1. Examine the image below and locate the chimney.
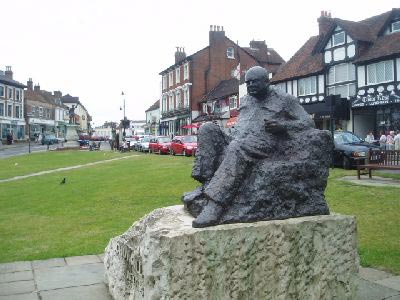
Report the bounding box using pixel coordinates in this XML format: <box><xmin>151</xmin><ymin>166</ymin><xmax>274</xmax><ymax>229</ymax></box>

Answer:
<box><xmin>317</xmin><ymin>11</ymin><xmax>332</xmax><ymax>36</ymax></box>
<box><xmin>209</xmin><ymin>24</ymin><xmax>226</xmax><ymax>45</ymax></box>
<box><xmin>53</xmin><ymin>91</ymin><xmax>62</xmax><ymax>98</ymax></box>
<box><xmin>174</xmin><ymin>47</ymin><xmax>186</xmax><ymax>63</ymax></box>
<box><xmin>27</xmin><ymin>78</ymin><xmax>33</xmax><ymax>91</ymax></box>
<box><xmin>5</xmin><ymin>66</ymin><xmax>13</xmax><ymax>80</ymax></box>
<box><xmin>249</xmin><ymin>40</ymin><xmax>267</xmax><ymax>50</ymax></box>
<box><xmin>34</xmin><ymin>84</ymin><xmax>40</xmax><ymax>92</ymax></box>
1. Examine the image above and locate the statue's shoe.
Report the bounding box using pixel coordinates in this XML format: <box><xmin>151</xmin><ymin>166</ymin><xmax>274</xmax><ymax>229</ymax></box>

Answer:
<box><xmin>192</xmin><ymin>200</ymin><xmax>223</xmax><ymax>228</ymax></box>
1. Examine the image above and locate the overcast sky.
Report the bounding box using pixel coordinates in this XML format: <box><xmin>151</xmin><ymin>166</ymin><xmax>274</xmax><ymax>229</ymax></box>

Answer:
<box><xmin>2</xmin><ymin>0</ymin><xmax>399</xmax><ymax>126</ymax></box>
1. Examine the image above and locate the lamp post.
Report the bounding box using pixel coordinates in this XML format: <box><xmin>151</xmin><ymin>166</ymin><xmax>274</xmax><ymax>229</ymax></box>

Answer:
<box><xmin>120</xmin><ymin>91</ymin><xmax>126</xmax><ymax>137</ymax></box>
<box><xmin>26</xmin><ymin>113</ymin><xmax>34</xmax><ymax>154</ymax></box>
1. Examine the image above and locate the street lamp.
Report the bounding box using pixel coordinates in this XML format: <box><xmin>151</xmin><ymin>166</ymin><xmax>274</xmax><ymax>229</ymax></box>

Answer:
<box><xmin>120</xmin><ymin>91</ymin><xmax>126</xmax><ymax>137</ymax></box>
<box><xmin>26</xmin><ymin>112</ymin><xmax>35</xmax><ymax>154</ymax></box>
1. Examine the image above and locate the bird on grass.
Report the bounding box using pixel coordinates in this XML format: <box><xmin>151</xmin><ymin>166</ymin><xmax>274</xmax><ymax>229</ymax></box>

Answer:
<box><xmin>60</xmin><ymin>177</ymin><xmax>66</xmax><ymax>184</ymax></box>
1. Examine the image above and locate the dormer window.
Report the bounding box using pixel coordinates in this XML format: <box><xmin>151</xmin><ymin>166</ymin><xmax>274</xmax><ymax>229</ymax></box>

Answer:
<box><xmin>332</xmin><ymin>32</ymin><xmax>345</xmax><ymax>46</ymax></box>
<box><xmin>392</xmin><ymin>20</ymin><xmax>400</xmax><ymax>32</ymax></box>
<box><xmin>226</xmin><ymin>47</ymin><xmax>234</xmax><ymax>59</ymax></box>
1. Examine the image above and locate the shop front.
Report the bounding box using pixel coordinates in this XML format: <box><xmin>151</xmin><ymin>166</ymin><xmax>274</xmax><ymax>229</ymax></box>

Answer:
<box><xmin>0</xmin><ymin>120</ymin><xmax>26</xmax><ymax>141</ymax></box>
<box><xmin>352</xmin><ymin>91</ymin><xmax>400</xmax><ymax>138</ymax></box>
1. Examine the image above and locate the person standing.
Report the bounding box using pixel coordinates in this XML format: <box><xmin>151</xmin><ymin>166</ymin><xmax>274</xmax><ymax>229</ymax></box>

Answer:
<box><xmin>394</xmin><ymin>131</ymin><xmax>400</xmax><ymax>151</ymax></box>
<box><xmin>365</xmin><ymin>131</ymin><xmax>375</xmax><ymax>143</ymax></box>
<box><xmin>386</xmin><ymin>131</ymin><xmax>395</xmax><ymax>150</ymax></box>
<box><xmin>379</xmin><ymin>131</ymin><xmax>387</xmax><ymax>149</ymax></box>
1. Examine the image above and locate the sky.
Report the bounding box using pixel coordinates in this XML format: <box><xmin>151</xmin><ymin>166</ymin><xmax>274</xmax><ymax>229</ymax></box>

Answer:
<box><xmin>2</xmin><ymin>0</ymin><xmax>399</xmax><ymax>127</ymax></box>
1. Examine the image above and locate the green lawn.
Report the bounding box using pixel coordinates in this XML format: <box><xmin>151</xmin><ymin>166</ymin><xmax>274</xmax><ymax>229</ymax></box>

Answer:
<box><xmin>0</xmin><ymin>151</ymin><xmax>399</xmax><ymax>275</ymax></box>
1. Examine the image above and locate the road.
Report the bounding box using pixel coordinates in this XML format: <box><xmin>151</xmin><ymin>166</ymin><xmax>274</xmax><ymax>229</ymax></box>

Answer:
<box><xmin>0</xmin><ymin>142</ymin><xmax>59</xmax><ymax>159</ymax></box>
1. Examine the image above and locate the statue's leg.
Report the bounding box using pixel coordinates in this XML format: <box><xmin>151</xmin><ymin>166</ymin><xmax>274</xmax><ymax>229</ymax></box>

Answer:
<box><xmin>192</xmin><ymin>140</ymin><xmax>256</xmax><ymax>227</ymax></box>
<box><xmin>191</xmin><ymin>122</ymin><xmax>230</xmax><ymax>183</ymax></box>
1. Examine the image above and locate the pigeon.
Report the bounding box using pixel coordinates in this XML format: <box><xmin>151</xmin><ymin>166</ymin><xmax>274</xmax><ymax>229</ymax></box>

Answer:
<box><xmin>60</xmin><ymin>178</ymin><xmax>66</xmax><ymax>184</ymax></box>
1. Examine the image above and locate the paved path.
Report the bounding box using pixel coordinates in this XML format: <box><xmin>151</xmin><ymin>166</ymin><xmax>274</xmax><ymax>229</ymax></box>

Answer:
<box><xmin>0</xmin><ymin>255</ymin><xmax>399</xmax><ymax>299</ymax></box>
<box><xmin>0</xmin><ymin>155</ymin><xmax>139</xmax><ymax>183</ymax></box>
<box><xmin>339</xmin><ymin>175</ymin><xmax>400</xmax><ymax>188</ymax></box>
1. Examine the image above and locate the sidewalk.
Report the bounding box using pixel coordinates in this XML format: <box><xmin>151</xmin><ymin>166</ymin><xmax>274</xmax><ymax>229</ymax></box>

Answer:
<box><xmin>0</xmin><ymin>255</ymin><xmax>399</xmax><ymax>300</ymax></box>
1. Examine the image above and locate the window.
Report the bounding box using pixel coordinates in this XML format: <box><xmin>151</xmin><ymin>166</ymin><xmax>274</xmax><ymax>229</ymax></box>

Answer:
<box><xmin>392</xmin><ymin>21</ymin><xmax>400</xmax><ymax>32</ymax></box>
<box><xmin>275</xmin><ymin>83</ymin><xmax>286</xmax><ymax>92</ymax></box>
<box><xmin>327</xmin><ymin>63</ymin><xmax>355</xmax><ymax>84</ymax></box>
<box><xmin>162</xmin><ymin>95</ymin><xmax>167</xmax><ymax>112</ymax></box>
<box><xmin>229</xmin><ymin>95</ymin><xmax>238</xmax><ymax>109</ymax></box>
<box><xmin>162</xmin><ymin>75</ymin><xmax>167</xmax><ymax>90</ymax></box>
<box><xmin>176</xmin><ymin>91</ymin><xmax>182</xmax><ymax>108</ymax></box>
<box><xmin>175</xmin><ymin>67</ymin><xmax>180</xmax><ymax>84</ymax></box>
<box><xmin>0</xmin><ymin>85</ymin><xmax>4</xmax><ymax>97</ymax></box>
<box><xmin>183</xmin><ymin>88</ymin><xmax>189</xmax><ymax>107</ymax></box>
<box><xmin>8</xmin><ymin>104</ymin><xmax>12</xmax><ymax>117</ymax></box>
<box><xmin>0</xmin><ymin>103</ymin><xmax>4</xmax><ymax>116</ymax></box>
<box><xmin>332</xmin><ymin>32</ymin><xmax>345</xmax><ymax>46</ymax></box>
<box><xmin>7</xmin><ymin>87</ymin><xmax>13</xmax><ymax>100</ymax></box>
<box><xmin>168</xmin><ymin>94</ymin><xmax>174</xmax><ymax>111</ymax></box>
<box><xmin>327</xmin><ymin>83</ymin><xmax>356</xmax><ymax>98</ymax></box>
<box><xmin>367</xmin><ymin>60</ymin><xmax>394</xmax><ymax>84</ymax></box>
<box><xmin>226</xmin><ymin>47</ymin><xmax>234</xmax><ymax>59</ymax></box>
<box><xmin>39</xmin><ymin>107</ymin><xmax>43</xmax><ymax>117</ymax></box>
<box><xmin>298</xmin><ymin>76</ymin><xmax>317</xmax><ymax>96</ymax></box>
<box><xmin>184</xmin><ymin>63</ymin><xmax>189</xmax><ymax>80</ymax></box>
<box><xmin>16</xmin><ymin>106</ymin><xmax>20</xmax><ymax>118</ymax></box>
<box><xmin>168</xmin><ymin>72</ymin><xmax>173</xmax><ymax>87</ymax></box>
<box><xmin>16</xmin><ymin>89</ymin><xmax>21</xmax><ymax>101</ymax></box>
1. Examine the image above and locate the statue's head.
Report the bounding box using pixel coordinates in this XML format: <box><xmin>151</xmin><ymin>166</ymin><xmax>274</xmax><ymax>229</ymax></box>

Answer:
<box><xmin>245</xmin><ymin>66</ymin><xmax>269</xmax><ymax>99</ymax></box>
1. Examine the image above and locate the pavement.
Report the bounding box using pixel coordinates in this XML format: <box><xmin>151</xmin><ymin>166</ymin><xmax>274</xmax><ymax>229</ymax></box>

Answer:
<box><xmin>0</xmin><ymin>255</ymin><xmax>399</xmax><ymax>300</ymax></box>
<box><xmin>340</xmin><ymin>175</ymin><xmax>400</xmax><ymax>188</ymax></box>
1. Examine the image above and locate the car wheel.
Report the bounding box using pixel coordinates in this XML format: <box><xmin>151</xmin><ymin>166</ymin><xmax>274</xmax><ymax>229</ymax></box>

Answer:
<box><xmin>342</xmin><ymin>156</ymin><xmax>351</xmax><ymax>170</ymax></box>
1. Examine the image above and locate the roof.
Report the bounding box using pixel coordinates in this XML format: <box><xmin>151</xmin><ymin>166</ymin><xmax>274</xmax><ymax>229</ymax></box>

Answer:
<box><xmin>0</xmin><ymin>74</ymin><xmax>26</xmax><ymax>88</ymax></box>
<box><xmin>271</xmin><ymin>36</ymin><xmax>324</xmax><ymax>82</ymax></box>
<box><xmin>159</xmin><ymin>47</ymin><xmax>207</xmax><ymax>75</ymax></box>
<box><xmin>201</xmin><ymin>78</ymin><xmax>239</xmax><ymax>102</ymax></box>
<box><xmin>242</xmin><ymin>47</ymin><xmax>285</xmax><ymax>65</ymax></box>
<box><xmin>272</xmin><ymin>8</ymin><xmax>400</xmax><ymax>83</ymax></box>
<box><xmin>145</xmin><ymin>100</ymin><xmax>160</xmax><ymax>112</ymax></box>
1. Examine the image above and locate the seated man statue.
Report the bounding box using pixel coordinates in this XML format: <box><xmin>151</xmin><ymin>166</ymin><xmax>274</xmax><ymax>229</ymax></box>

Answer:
<box><xmin>183</xmin><ymin>66</ymin><xmax>332</xmax><ymax>228</ymax></box>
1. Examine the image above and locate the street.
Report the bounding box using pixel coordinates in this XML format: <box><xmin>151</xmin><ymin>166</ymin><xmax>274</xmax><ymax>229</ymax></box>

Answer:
<box><xmin>0</xmin><ymin>142</ymin><xmax>59</xmax><ymax>159</ymax></box>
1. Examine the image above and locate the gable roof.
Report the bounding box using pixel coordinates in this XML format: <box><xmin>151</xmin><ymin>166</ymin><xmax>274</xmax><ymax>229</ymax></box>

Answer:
<box><xmin>201</xmin><ymin>78</ymin><xmax>239</xmax><ymax>102</ymax></box>
<box><xmin>0</xmin><ymin>74</ymin><xmax>26</xmax><ymax>88</ymax></box>
<box><xmin>272</xmin><ymin>8</ymin><xmax>400</xmax><ymax>83</ymax></box>
<box><xmin>145</xmin><ymin>100</ymin><xmax>160</xmax><ymax>112</ymax></box>
<box><xmin>271</xmin><ymin>36</ymin><xmax>324</xmax><ymax>82</ymax></box>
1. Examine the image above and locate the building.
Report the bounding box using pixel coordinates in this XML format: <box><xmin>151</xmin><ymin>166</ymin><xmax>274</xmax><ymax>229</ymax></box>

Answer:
<box><xmin>271</xmin><ymin>9</ymin><xmax>400</xmax><ymax>137</ymax></box>
<box><xmin>159</xmin><ymin>26</ymin><xmax>285</xmax><ymax>135</ymax></box>
<box><xmin>144</xmin><ymin>100</ymin><xmax>160</xmax><ymax>135</ymax></box>
<box><xmin>61</xmin><ymin>94</ymin><xmax>92</xmax><ymax>134</ymax></box>
<box><xmin>94</xmin><ymin>121</ymin><xmax>117</xmax><ymax>139</ymax></box>
<box><xmin>24</xmin><ymin>80</ymin><xmax>69</xmax><ymax>139</ymax></box>
<box><xmin>0</xmin><ymin>66</ymin><xmax>26</xmax><ymax>141</ymax></box>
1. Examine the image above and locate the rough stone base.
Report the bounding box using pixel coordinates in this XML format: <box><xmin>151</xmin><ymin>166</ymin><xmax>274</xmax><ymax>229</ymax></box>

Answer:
<box><xmin>104</xmin><ymin>205</ymin><xmax>358</xmax><ymax>300</ymax></box>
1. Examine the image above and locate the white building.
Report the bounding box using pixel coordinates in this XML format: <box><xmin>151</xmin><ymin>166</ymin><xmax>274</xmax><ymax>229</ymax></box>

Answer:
<box><xmin>144</xmin><ymin>100</ymin><xmax>160</xmax><ymax>135</ymax></box>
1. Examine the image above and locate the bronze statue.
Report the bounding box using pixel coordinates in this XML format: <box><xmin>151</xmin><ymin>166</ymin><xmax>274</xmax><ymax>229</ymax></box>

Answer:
<box><xmin>183</xmin><ymin>66</ymin><xmax>332</xmax><ymax>228</ymax></box>
<box><xmin>69</xmin><ymin>105</ymin><xmax>75</xmax><ymax>124</ymax></box>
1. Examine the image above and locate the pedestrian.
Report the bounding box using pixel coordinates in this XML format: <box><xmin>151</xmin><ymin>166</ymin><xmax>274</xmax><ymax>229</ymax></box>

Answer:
<box><xmin>394</xmin><ymin>131</ymin><xmax>400</xmax><ymax>151</ymax></box>
<box><xmin>379</xmin><ymin>131</ymin><xmax>387</xmax><ymax>149</ymax></box>
<box><xmin>386</xmin><ymin>131</ymin><xmax>395</xmax><ymax>150</ymax></box>
<box><xmin>365</xmin><ymin>131</ymin><xmax>375</xmax><ymax>143</ymax></box>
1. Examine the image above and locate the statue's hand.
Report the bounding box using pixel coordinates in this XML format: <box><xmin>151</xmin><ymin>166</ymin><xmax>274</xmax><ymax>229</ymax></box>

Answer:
<box><xmin>264</xmin><ymin>119</ymin><xmax>286</xmax><ymax>133</ymax></box>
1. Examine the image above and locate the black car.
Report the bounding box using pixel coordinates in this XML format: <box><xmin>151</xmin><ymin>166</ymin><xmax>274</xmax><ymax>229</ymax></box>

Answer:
<box><xmin>333</xmin><ymin>131</ymin><xmax>380</xmax><ymax>169</ymax></box>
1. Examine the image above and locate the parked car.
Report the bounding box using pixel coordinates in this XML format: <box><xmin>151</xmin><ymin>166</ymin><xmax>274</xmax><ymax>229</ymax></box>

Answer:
<box><xmin>170</xmin><ymin>135</ymin><xmax>198</xmax><ymax>156</ymax></box>
<box><xmin>149</xmin><ymin>136</ymin><xmax>171</xmax><ymax>154</ymax></box>
<box><xmin>137</xmin><ymin>136</ymin><xmax>152</xmax><ymax>152</ymax></box>
<box><xmin>41</xmin><ymin>134</ymin><xmax>59</xmax><ymax>145</ymax></box>
<box><xmin>333</xmin><ymin>131</ymin><xmax>380</xmax><ymax>169</ymax></box>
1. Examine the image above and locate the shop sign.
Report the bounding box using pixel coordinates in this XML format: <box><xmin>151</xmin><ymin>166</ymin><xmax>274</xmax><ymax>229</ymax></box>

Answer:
<box><xmin>352</xmin><ymin>89</ymin><xmax>400</xmax><ymax>108</ymax></box>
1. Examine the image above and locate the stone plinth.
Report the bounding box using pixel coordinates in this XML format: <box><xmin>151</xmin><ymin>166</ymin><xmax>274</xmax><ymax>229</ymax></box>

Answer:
<box><xmin>104</xmin><ymin>205</ymin><xmax>358</xmax><ymax>300</ymax></box>
<box><xmin>63</xmin><ymin>125</ymin><xmax>80</xmax><ymax>148</ymax></box>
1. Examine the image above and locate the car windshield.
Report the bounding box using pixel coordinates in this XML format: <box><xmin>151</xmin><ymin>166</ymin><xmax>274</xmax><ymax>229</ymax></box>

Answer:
<box><xmin>334</xmin><ymin>132</ymin><xmax>361</xmax><ymax>145</ymax></box>
<box><xmin>182</xmin><ymin>135</ymin><xmax>197</xmax><ymax>143</ymax></box>
<box><xmin>142</xmin><ymin>137</ymin><xmax>151</xmax><ymax>142</ymax></box>
<box><xmin>158</xmin><ymin>137</ymin><xmax>171</xmax><ymax>143</ymax></box>
<box><xmin>46</xmin><ymin>135</ymin><xmax>56</xmax><ymax>139</ymax></box>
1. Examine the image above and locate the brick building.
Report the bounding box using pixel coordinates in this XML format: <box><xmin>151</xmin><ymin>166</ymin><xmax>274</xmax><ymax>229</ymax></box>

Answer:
<box><xmin>271</xmin><ymin>8</ymin><xmax>400</xmax><ymax>137</ymax></box>
<box><xmin>159</xmin><ymin>26</ymin><xmax>284</xmax><ymax>135</ymax></box>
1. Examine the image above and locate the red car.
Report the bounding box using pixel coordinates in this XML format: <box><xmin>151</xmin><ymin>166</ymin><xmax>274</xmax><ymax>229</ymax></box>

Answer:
<box><xmin>149</xmin><ymin>136</ymin><xmax>171</xmax><ymax>154</ymax></box>
<box><xmin>170</xmin><ymin>135</ymin><xmax>198</xmax><ymax>156</ymax></box>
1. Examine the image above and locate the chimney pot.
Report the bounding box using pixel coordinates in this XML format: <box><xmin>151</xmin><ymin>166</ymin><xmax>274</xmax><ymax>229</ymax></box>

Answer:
<box><xmin>27</xmin><ymin>78</ymin><xmax>33</xmax><ymax>91</ymax></box>
<box><xmin>4</xmin><ymin>66</ymin><xmax>13</xmax><ymax>80</ymax></box>
<box><xmin>210</xmin><ymin>25</ymin><xmax>212</xmax><ymax>31</ymax></box>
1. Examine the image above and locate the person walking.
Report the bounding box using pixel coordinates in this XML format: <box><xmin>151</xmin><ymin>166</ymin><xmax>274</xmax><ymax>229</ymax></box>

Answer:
<box><xmin>379</xmin><ymin>131</ymin><xmax>387</xmax><ymax>149</ymax></box>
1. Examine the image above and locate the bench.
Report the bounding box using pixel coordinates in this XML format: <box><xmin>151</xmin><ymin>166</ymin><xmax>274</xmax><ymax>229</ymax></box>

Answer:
<box><xmin>357</xmin><ymin>149</ymin><xmax>400</xmax><ymax>179</ymax></box>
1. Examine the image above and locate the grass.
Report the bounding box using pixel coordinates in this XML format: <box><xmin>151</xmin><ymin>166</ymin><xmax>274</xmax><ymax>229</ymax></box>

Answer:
<box><xmin>0</xmin><ymin>151</ymin><xmax>399</xmax><ymax>275</ymax></box>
